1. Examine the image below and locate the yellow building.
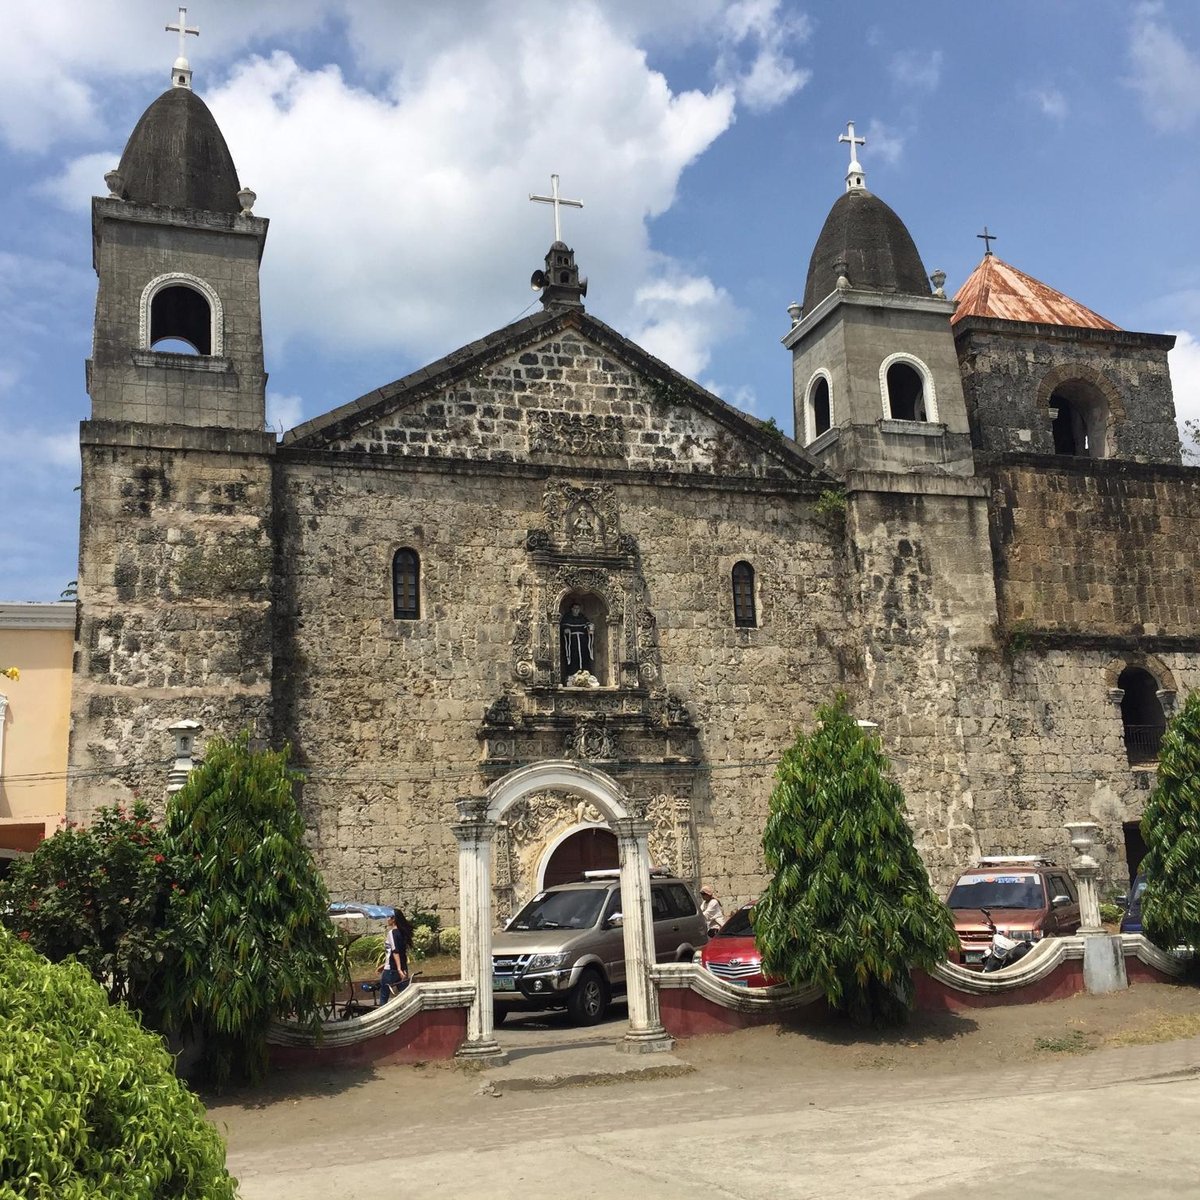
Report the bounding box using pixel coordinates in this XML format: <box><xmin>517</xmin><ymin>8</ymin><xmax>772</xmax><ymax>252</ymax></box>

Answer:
<box><xmin>0</xmin><ymin>602</ymin><xmax>74</xmax><ymax>855</ymax></box>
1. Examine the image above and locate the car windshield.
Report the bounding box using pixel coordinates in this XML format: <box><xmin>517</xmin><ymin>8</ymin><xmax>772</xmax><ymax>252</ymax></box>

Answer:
<box><xmin>947</xmin><ymin>873</ymin><xmax>1045</xmax><ymax>910</ymax></box>
<box><xmin>509</xmin><ymin>887</ymin><xmax>606</xmax><ymax>931</ymax></box>
<box><xmin>716</xmin><ymin>907</ymin><xmax>755</xmax><ymax>938</ymax></box>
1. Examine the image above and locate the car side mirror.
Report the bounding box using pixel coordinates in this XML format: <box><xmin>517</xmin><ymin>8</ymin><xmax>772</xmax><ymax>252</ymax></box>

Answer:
<box><xmin>607</xmin><ymin>913</ymin><xmax>624</xmax><ymax>928</ymax></box>
<box><xmin>1051</xmin><ymin>894</ymin><xmax>1071</xmax><ymax>907</ymax></box>
<box><xmin>1115</xmin><ymin>894</ymin><xmax>1128</xmax><ymax>907</ymax></box>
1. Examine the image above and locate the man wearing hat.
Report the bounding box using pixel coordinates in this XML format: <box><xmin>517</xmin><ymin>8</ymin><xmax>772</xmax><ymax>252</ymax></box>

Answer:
<box><xmin>699</xmin><ymin>885</ymin><xmax>724</xmax><ymax>934</ymax></box>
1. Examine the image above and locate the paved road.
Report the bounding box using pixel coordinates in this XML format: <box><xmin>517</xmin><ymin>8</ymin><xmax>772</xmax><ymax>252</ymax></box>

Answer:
<box><xmin>224</xmin><ymin>1030</ymin><xmax>1200</xmax><ymax>1199</ymax></box>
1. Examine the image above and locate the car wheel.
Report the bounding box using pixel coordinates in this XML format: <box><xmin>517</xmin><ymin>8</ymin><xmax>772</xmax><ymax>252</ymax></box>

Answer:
<box><xmin>492</xmin><ymin>1006</ymin><xmax>508</xmax><ymax>1027</ymax></box>
<box><xmin>566</xmin><ymin>968</ymin><xmax>609</xmax><ymax>1025</ymax></box>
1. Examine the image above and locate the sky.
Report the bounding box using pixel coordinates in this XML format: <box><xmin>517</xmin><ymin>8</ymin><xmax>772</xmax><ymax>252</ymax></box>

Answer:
<box><xmin>2</xmin><ymin>0</ymin><xmax>1199</xmax><ymax>602</ymax></box>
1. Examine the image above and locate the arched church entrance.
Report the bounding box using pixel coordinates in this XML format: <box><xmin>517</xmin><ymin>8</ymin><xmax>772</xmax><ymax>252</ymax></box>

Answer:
<box><xmin>541</xmin><ymin>825</ymin><xmax>619</xmax><ymax>889</ymax></box>
<box><xmin>452</xmin><ymin>759</ymin><xmax>674</xmax><ymax>1062</ymax></box>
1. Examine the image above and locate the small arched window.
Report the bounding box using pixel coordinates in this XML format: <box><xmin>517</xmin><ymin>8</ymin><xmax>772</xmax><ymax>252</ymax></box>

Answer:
<box><xmin>807</xmin><ymin>375</ymin><xmax>832</xmax><ymax>442</ymax></box>
<box><xmin>140</xmin><ymin>273</ymin><xmax>223</xmax><ymax>356</ymax></box>
<box><xmin>1049</xmin><ymin>382</ymin><xmax>1109</xmax><ymax>458</ymax></box>
<box><xmin>886</xmin><ymin>362</ymin><xmax>927</xmax><ymax>422</ymax></box>
<box><xmin>1118</xmin><ymin>666</ymin><xmax>1166</xmax><ymax>764</ymax></box>
<box><xmin>732</xmin><ymin>561</ymin><xmax>756</xmax><ymax>628</ymax></box>
<box><xmin>392</xmin><ymin>548</ymin><xmax>421</xmax><ymax>620</ymax></box>
<box><xmin>150</xmin><ymin>285</ymin><xmax>212</xmax><ymax>354</ymax></box>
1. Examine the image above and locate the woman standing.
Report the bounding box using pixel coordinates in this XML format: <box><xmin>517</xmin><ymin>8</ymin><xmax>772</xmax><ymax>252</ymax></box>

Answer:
<box><xmin>378</xmin><ymin>907</ymin><xmax>411</xmax><ymax>1004</ymax></box>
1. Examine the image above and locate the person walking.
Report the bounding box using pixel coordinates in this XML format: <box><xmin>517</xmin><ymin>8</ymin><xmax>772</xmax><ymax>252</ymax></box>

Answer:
<box><xmin>378</xmin><ymin>907</ymin><xmax>411</xmax><ymax>1004</ymax></box>
<box><xmin>699</xmin><ymin>885</ymin><xmax>725</xmax><ymax>934</ymax></box>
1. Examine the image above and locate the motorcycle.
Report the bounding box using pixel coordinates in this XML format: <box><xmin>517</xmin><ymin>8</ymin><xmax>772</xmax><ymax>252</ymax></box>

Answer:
<box><xmin>979</xmin><ymin>907</ymin><xmax>1035</xmax><ymax>973</ymax></box>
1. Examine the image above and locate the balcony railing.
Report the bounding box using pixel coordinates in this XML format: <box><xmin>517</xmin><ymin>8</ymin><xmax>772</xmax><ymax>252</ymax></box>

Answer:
<box><xmin>1124</xmin><ymin>724</ymin><xmax>1164</xmax><ymax>765</ymax></box>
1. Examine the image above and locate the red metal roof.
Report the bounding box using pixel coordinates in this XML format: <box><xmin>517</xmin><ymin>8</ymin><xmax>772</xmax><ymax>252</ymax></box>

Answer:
<box><xmin>951</xmin><ymin>254</ymin><xmax>1119</xmax><ymax>330</ymax></box>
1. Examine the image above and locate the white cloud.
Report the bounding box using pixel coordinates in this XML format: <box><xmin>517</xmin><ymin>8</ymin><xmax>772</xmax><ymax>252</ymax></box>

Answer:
<box><xmin>715</xmin><ymin>1</ymin><xmax>812</xmax><ymax>114</ymax></box>
<box><xmin>37</xmin><ymin>151</ymin><xmax>118</xmax><ymax>210</ymax></box>
<box><xmin>888</xmin><ymin>49</ymin><xmax>942</xmax><ymax>93</ymax></box>
<box><xmin>267</xmin><ymin>391</ymin><xmax>305</xmax><ymax>433</ymax></box>
<box><xmin>0</xmin><ymin>425</ymin><xmax>79</xmax><ymax>470</ymax></box>
<box><xmin>864</xmin><ymin>119</ymin><xmax>905</xmax><ymax>167</ymax></box>
<box><xmin>179</xmin><ymin>12</ymin><xmax>737</xmax><ymax>373</ymax></box>
<box><xmin>1127</xmin><ymin>4</ymin><xmax>1200</xmax><ymax>131</ymax></box>
<box><xmin>1169</xmin><ymin>330</ymin><xmax>1200</xmax><ymax>451</ymax></box>
<box><xmin>628</xmin><ymin>268</ymin><xmax>743</xmax><ymax>381</ymax></box>
<box><xmin>1031</xmin><ymin>87</ymin><xmax>1068</xmax><ymax>121</ymax></box>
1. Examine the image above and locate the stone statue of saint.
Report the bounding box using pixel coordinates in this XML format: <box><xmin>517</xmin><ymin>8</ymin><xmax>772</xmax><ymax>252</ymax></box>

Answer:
<box><xmin>560</xmin><ymin>603</ymin><xmax>595</xmax><ymax>679</ymax></box>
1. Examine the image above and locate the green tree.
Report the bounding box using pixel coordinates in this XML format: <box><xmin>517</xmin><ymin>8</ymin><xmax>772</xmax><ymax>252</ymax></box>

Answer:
<box><xmin>756</xmin><ymin>696</ymin><xmax>957</xmax><ymax>1026</ymax></box>
<box><xmin>0</xmin><ymin>802</ymin><xmax>184</xmax><ymax>1023</ymax></box>
<box><xmin>162</xmin><ymin>733</ymin><xmax>341</xmax><ymax>1088</ymax></box>
<box><xmin>1140</xmin><ymin>690</ymin><xmax>1200</xmax><ymax>951</ymax></box>
<box><xmin>0</xmin><ymin>926</ymin><xmax>238</xmax><ymax>1199</ymax></box>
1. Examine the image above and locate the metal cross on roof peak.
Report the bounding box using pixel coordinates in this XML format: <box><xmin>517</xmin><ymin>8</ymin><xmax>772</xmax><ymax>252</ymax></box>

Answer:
<box><xmin>529</xmin><ymin>174</ymin><xmax>583</xmax><ymax>244</ymax></box>
<box><xmin>166</xmin><ymin>7</ymin><xmax>199</xmax><ymax>64</ymax></box>
<box><xmin>839</xmin><ymin>120</ymin><xmax>866</xmax><ymax>165</ymax></box>
<box><xmin>977</xmin><ymin>226</ymin><xmax>998</xmax><ymax>255</ymax></box>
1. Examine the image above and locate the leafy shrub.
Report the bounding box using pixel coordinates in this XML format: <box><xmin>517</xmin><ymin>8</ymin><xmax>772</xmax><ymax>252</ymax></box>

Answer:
<box><xmin>1099</xmin><ymin>902</ymin><xmax>1124</xmax><ymax>924</ymax></box>
<box><xmin>0</xmin><ymin>926</ymin><xmax>237</xmax><ymax>1198</ymax></box>
<box><xmin>409</xmin><ymin>908</ymin><xmax>441</xmax><ymax>936</ymax></box>
<box><xmin>439</xmin><ymin>926</ymin><xmax>461</xmax><ymax>955</ymax></box>
<box><xmin>347</xmin><ymin>933</ymin><xmax>386</xmax><ymax>970</ymax></box>
<box><xmin>162</xmin><ymin>733</ymin><xmax>341</xmax><ymax>1088</ymax></box>
<box><xmin>814</xmin><ymin>488</ymin><xmax>847</xmax><ymax>519</ymax></box>
<box><xmin>1141</xmin><ymin>690</ymin><xmax>1200</xmax><ymax>951</ymax></box>
<box><xmin>756</xmin><ymin>696</ymin><xmax>958</xmax><ymax>1027</ymax></box>
<box><xmin>410</xmin><ymin>924</ymin><xmax>435</xmax><ymax>960</ymax></box>
<box><xmin>0</xmin><ymin>802</ymin><xmax>184</xmax><ymax>1023</ymax></box>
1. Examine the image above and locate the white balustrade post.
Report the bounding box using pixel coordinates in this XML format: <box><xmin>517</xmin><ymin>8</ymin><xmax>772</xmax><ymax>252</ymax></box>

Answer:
<box><xmin>1066</xmin><ymin>819</ymin><xmax>1128</xmax><ymax>995</ymax></box>
<box><xmin>453</xmin><ymin>796</ymin><xmax>507</xmax><ymax>1062</ymax></box>
<box><xmin>166</xmin><ymin>719</ymin><xmax>203</xmax><ymax>795</ymax></box>
<box><xmin>614</xmin><ymin>816</ymin><xmax>674</xmax><ymax>1054</ymax></box>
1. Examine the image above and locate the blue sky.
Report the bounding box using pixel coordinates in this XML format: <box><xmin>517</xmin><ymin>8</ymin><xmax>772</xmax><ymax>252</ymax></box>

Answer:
<box><xmin>3</xmin><ymin>1</ymin><xmax>1199</xmax><ymax>601</ymax></box>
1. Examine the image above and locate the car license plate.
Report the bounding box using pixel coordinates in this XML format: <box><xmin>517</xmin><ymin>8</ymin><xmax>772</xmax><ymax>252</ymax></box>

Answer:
<box><xmin>964</xmin><ymin>951</ymin><xmax>986</xmax><ymax>964</ymax></box>
<box><xmin>727</xmin><ymin>979</ymin><xmax>750</xmax><ymax>987</ymax></box>
<box><xmin>493</xmin><ymin>977</ymin><xmax>516</xmax><ymax>991</ymax></box>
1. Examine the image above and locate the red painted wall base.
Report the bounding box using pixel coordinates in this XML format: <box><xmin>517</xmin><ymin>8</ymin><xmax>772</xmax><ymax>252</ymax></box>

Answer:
<box><xmin>269</xmin><ymin>1007</ymin><xmax>468</xmax><ymax>1070</ymax></box>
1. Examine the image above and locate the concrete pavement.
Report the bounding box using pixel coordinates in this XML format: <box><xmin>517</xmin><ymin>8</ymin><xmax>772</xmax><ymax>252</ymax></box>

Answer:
<box><xmin>223</xmin><ymin>1031</ymin><xmax>1200</xmax><ymax>1198</ymax></box>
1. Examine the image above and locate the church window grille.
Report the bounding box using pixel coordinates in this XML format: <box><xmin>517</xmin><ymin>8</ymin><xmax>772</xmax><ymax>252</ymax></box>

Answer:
<box><xmin>879</xmin><ymin>353</ymin><xmax>938</xmax><ymax>423</ymax></box>
<box><xmin>392</xmin><ymin>548</ymin><xmax>421</xmax><ymax>619</ymax></box>
<box><xmin>139</xmin><ymin>272</ymin><xmax>224</xmax><ymax>357</ymax></box>
<box><xmin>732</xmin><ymin>561</ymin><xmax>757</xmax><ymax>628</ymax></box>
<box><xmin>1118</xmin><ymin>666</ymin><xmax>1166</xmax><ymax>765</ymax></box>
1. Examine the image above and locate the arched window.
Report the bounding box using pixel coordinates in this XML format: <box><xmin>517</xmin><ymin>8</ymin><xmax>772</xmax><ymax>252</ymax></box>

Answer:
<box><xmin>139</xmin><ymin>273</ymin><xmax>223</xmax><ymax>356</ymax></box>
<box><xmin>1118</xmin><ymin>666</ymin><xmax>1166</xmax><ymax>764</ymax></box>
<box><xmin>732</xmin><ymin>561</ymin><xmax>756</xmax><ymax>628</ymax></box>
<box><xmin>392</xmin><ymin>548</ymin><xmax>421</xmax><ymax>620</ymax></box>
<box><xmin>1049</xmin><ymin>381</ymin><xmax>1109</xmax><ymax>458</ymax></box>
<box><xmin>885</xmin><ymin>361</ymin><xmax>927</xmax><ymax>421</ymax></box>
<box><xmin>806</xmin><ymin>373</ymin><xmax>832</xmax><ymax>442</ymax></box>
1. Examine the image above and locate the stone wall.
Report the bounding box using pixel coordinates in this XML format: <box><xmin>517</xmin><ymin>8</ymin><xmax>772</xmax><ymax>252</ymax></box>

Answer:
<box><xmin>985</xmin><ymin>456</ymin><xmax>1200</xmax><ymax>639</ymax></box>
<box><xmin>68</xmin><ymin>421</ymin><xmax>276</xmax><ymax>819</ymax></box>
<box><xmin>956</xmin><ymin>322</ymin><xmax>1179</xmax><ymax>463</ymax></box>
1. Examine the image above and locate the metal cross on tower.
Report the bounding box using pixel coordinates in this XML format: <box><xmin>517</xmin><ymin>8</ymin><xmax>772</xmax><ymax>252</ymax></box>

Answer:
<box><xmin>838</xmin><ymin>120</ymin><xmax>866</xmax><ymax>167</ymax></box>
<box><xmin>166</xmin><ymin>7</ymin><xmax>199</xmax><ymax>63</ymax></box>
<box><xmin>977</xmin><ymin>226</ymin><xmax>998</xmax><ymax>255</ymax></box>
<box><xmin>529</xmin><ymin>174</ymin><xmax>583</xmax><ymax>244</ymax></box>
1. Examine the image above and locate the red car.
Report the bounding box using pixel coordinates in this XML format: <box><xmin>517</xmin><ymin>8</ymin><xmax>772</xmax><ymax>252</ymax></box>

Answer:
<box><xmin>698</xmin><ymin>903</ymin><xmax>779</xmax><ymax>987</ymax></box>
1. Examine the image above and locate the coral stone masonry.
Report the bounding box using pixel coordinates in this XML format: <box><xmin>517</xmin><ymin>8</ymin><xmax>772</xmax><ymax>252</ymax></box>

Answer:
<box><xmin>68</xmin><ymin>71</ymin><xmax>1200</xmax><ymax>922</ymax></box>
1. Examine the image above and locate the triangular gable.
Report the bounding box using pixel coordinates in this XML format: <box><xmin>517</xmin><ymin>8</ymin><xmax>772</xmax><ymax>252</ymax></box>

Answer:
<box><xmin>284</xmin><ymin>309</ymin><xmax>828</xmax><ymax>484</ymax></box>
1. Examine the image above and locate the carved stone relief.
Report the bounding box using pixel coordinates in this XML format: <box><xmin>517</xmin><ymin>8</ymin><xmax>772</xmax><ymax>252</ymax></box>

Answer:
<box><xmin>541</xmin><ymin>480</ymin><xmax>620</xmax><ymax>553</ymax></box>
<box><xmin>529</xmin><ymin>411</ymin><xmax>626</xmax><ymax>458</ymax></box>
<box><xmin>567</xmin><ymin>717</ymin><xmax>616</xmax><ymax>762</ymax></box>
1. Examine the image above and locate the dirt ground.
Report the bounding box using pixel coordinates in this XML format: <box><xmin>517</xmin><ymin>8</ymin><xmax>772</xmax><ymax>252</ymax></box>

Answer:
<box><xmin>208</xmin><ymin>980</ymin><xmax>1200</xmax><ymax>1156</ymax></box>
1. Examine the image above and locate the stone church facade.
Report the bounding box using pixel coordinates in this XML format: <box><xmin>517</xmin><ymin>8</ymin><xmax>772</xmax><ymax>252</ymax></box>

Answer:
<box><xmin>67</xmin><ymin>69</ymin><xmax>1200</xmax><ymax>919</ymax></box>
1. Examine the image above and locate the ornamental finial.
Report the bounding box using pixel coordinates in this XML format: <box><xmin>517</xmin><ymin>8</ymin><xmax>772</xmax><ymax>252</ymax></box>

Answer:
<box><xmin>839</xmin><ymin>120</ymin><xmax>866</xmax><ymax>192</ymax></box>
<box><xmin>165</xmin><ymin>7</ymin><xmax>200</xmax><ymax>89</ymax></box>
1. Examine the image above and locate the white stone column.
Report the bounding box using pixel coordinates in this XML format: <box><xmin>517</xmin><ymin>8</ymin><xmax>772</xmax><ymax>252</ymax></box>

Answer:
<box><xmin>1066</xmin><ymin>819</ymin><xmax>1128</xmax><ymax>995</ymax></box>
<box><xmin>166</xmin><ymin>719</ymin><xmax>203</xmax><ymax>795</ymax></box>
<box><xmin>613</xmin><ymin>816</ymin><xmax>674</xmax><ymax>1054</ymax></box>
<box><xmin>453</xmin><ymin>797</ymin><xmax>507</xmax><ymax>1063</ymax></box>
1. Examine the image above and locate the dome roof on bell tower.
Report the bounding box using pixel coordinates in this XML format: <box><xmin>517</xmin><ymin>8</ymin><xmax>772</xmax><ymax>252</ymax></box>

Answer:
<box><xmin>802</xmin><ymin>188</ymin><xmax>931</xmax><ymax>312</ymax></box>
<box><xmin>115</xmin><ymin>86</ymin><xmax>241</xmax><ymax>214</ymax></box>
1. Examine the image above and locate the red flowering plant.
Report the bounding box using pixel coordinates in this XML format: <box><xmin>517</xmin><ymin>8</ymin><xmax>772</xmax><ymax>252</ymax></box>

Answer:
<box><xmin>0</xmin><ymin>801</ymin><xmax>186</xmax><ymax>1023</ymax></box>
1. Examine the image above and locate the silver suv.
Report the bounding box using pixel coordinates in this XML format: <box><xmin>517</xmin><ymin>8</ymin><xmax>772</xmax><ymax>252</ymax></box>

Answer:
<box><xmin>491</xmin><ymin>871</ymin><xmax>708</xmax><ymax>1025</ymax></box>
